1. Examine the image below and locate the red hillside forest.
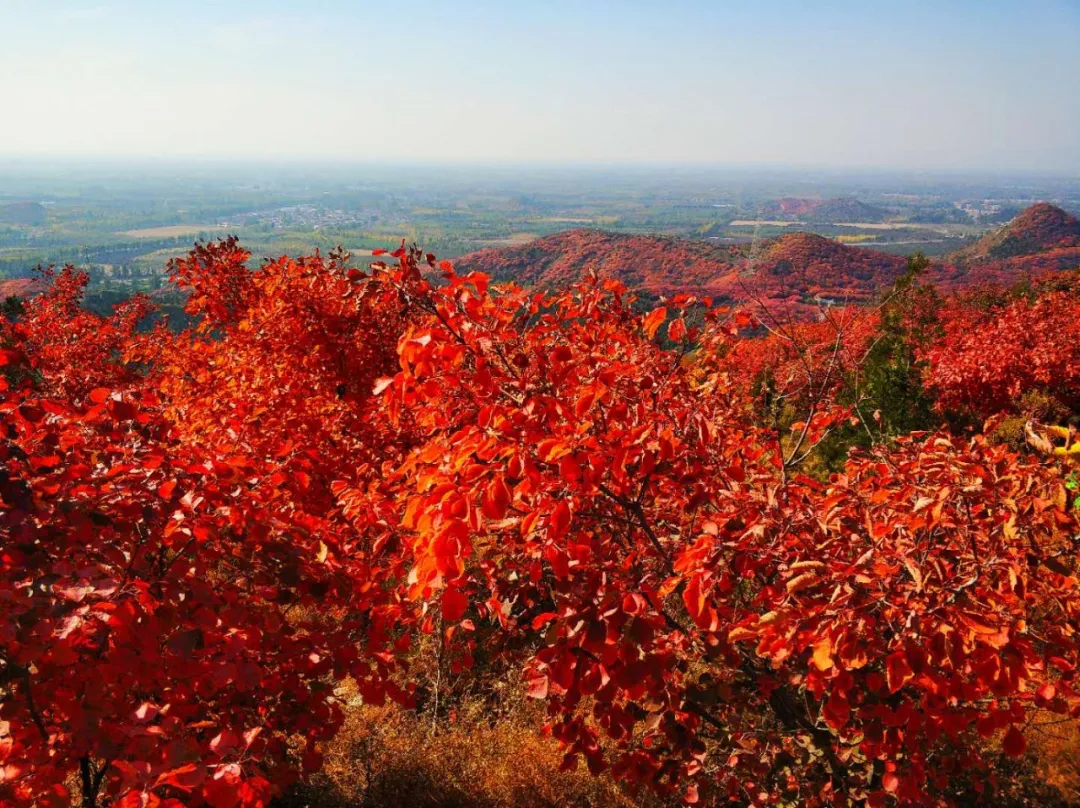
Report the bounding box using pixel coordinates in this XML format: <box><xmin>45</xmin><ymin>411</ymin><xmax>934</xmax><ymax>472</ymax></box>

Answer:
<box><xmin>4</xmin><ymin>202</ymin><xmax>1080</xmax><ymax>808</ymax></box>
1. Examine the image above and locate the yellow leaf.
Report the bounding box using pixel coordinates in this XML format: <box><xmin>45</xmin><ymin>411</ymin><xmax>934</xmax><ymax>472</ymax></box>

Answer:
<box><xmin>317</xmin><ymin>541</ymin><xmax>328</xmax><ymax>563</ymax></box>
<box><xmin>812</xmin><ymin>635</ymin><xmax>833</xmax><ymax>671</ymax></box>
<box><xmin>786</xmin><ymin>572</ymin><xmax>819</xmax><ymax>594</ymax></box>
<box><xmin>727</xmin><ymin>626</ymin><xmax>758</xmax><ymax>643</ymax></box>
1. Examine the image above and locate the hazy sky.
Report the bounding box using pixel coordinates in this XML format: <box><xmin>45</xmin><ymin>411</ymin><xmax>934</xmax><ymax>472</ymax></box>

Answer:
<box><xmin>1</xmin><ymin>0</ymin><xmax>1078</xmax><ymax>171</ymax></box>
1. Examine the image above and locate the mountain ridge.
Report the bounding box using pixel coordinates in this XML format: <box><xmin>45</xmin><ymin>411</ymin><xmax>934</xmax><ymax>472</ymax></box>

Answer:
<box><xmin>455</xmin><ymin>203</ymin><xmax>1080</xmax><ymax>317</ymax></box>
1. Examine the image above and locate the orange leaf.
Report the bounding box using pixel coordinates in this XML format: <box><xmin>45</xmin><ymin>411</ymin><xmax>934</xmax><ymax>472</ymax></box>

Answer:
<box><xmin>643</xmin><ymin>307</ymin><xmax>667</xmax><ymax>340</ymax></box>
<box><xmin>812</xmin><ymin>635</ymin><xmax>833</xmax><ymax>671</ymax></box>
<box><xmin>882</xmin><ymin>772</ymin><xmax>900</xmax><ymax>793</ymax></box>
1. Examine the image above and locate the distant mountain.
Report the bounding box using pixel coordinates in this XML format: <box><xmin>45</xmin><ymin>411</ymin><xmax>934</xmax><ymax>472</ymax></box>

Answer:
<box><xmin>935</xmin><ymin>203</ymin><xmax>1080</xmax><ymax>290</ymax></box>
<box><xmin>455</xmin><ymin>228</ymin><xmax>907</xmax><ymax>317</ymax></box>
<box><xmin>949</xmin><ymin>203</ymin><xmax>1080</xmax><ymax>263</ymax></box>
<box><xmin>454</xmin><ymin>229</ymin><xmax>743</xmax><ymax>297</ymax></box>
<box><xmin>456</xmin><ymin>205</ymin><xmax>1080</xmax><ymax>320</ymax></box>
<box><xmin>0</xmin><ymin>202</ymin><xmax>47</xmax><ymax>226</ymax></box>
<box><xmin>757</xmin><ymin>197</ymin><xmax>889</xmax><ymax>224</ymax></box>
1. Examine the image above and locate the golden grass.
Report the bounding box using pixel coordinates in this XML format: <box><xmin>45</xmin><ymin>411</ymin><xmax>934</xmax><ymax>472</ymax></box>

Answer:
<box><xmin>285</xmin><ymin>699</ymin><xmax>649</xmax><ymax>808</ymax></box>
<box><xmin>274</xmin><ymin>653</ymin><xmax>654</xmax><ymax>808</ymax></box>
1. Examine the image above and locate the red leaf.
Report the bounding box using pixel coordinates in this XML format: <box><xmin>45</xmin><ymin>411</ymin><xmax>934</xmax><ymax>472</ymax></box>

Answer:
<box><xmin>441</xmin><ymin>587</ymin><xmax>468</xmax><ymax>622</ymax></box>
<box><xmin>302</xmin><ymin>749</ymin><xmax>323</xmax><ymax>773</ymax></box>
<box><xmin>823</xmin><ymin>689</ymin><xmax>850</xmax><ymax>729</ymax></box>
<box><xmin>531</xmin><ymin>612</ymin><xmax>558</xmax><ymax>630</ymax></box>
<box><xmin>1003</xmin><ymin>725</ymin><xmax>1027</xmax><ymax>758</ymax></box>
<box><xmin>548</xmin><ymin>500</ymin><xmax>571</xmax><ymax>539</ymax></box>
<box><xmin>156</xmin><ymin>764</ymin><xmax>206</xmax><ymax>791</ymax></box>
<box><xmin>1036</xmin><ymin>682</ymin><xmax>1057</xmax><ymax>704</ymax></box>
<box><xmin>886</xmin><ymin>650</ymin><xmax>914</xmax><ymax>693</ymax></box>
<box><xmin>210</xmin><ymin>729</ymin><xmax>241</xmax><ymax>757</ymax></box>
<box><xmin>668</xmin><ymin>317</ymin><xmax>687</xmax><ymax>342</ymax></box>
<box><xmin>482</xmin><ymin>475</ymin><xmax>511</xmax><ymax>520</ymax></box>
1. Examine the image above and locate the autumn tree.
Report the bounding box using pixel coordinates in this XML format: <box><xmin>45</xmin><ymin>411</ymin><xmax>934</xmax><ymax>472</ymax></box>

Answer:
<box><xmin>3</xmin><ymin>240</ymin><xmax>1080</xmax><ymax>808</ymax></box>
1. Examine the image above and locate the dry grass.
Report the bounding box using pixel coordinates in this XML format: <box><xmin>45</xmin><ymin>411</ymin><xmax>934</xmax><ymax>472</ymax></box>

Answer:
<box><xmin>282</xmin><ymin>697</ymin><xmax>653</xmax><ymax>808</ymax></box>
<box><xmin>971</xmin><ymin>723</ymin><xmax>1080</xmax><ymax>807</ymax></box>
<box><xmin>278</xmin><ymin>689</ymin><xmax>1080</xmax><ymax>808</ymax></box>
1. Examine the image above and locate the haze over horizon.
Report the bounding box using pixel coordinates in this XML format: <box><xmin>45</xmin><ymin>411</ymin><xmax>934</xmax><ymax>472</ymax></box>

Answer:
<box><xmin>1</xmin><ymin>0</ymin><xmax>1079</xmax><ymax>172</ymax></box>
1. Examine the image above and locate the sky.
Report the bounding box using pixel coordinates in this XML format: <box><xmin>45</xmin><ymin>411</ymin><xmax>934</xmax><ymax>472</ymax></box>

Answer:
<box><xmin>0</xmin><ymin>0</ymin><xmax>1078</xmax><ymax>172</ymax></box>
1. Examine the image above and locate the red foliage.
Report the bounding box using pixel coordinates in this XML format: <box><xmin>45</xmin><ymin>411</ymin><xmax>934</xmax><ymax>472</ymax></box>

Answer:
<box><xmin>455</xmin><ymin>229</ymin><xmax>744</xmax><ymax>298</ymax></box>
<box><xmin>922</xmin><ymin>290</ymin><xmax>1080</xmax><ymax>416</ymax></box>
<box><xmin>457</xmin><ymin>229</ymin><xmax>907</xmax><ymax>322</ymax></box>
<box><xmin>698</xmin><ymin>305</ymin><xmax>880</xmax><ymax>420</ymax></box>
<box><xmin>743</xmin><ymin>232</ymin><xmax>906</xmax><ymax>314</ymax></box>
<box><xmin>756</xmin><ymin>197</ymin><xmax>889</xmax><ymax>223</ymax></box>
<box><xmin>931</xmin><ymin>245</ymin><xmax>1080</xmax><ymax>293</ymax></box>
<box><xmin>934</xmin><ymin>204</ymin><xmax>1080</xmax><ymax>293</ymax></box>
<box><xmin>0</xmin><ymin>279</ymin><xmax>46</xmax><ymax>300</ymax></box>
<box><xmin>0</xmin><ymin>244</ymin><xmax>420</xmax><ymax>808</ymax></box>
<box><xmin>3</xmin><ymin>239</ymin><xmax>1080</xmax><ymax>808</ymax></box>
<box><xmin>456</xmin><ymin>205</ymin><xmax>1080</xmax><ymax>325</ymax></box>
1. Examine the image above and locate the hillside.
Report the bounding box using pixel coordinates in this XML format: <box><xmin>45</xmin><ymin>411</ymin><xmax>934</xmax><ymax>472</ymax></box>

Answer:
<box><xmin>950</xmin><ymin>203</ymin><xmax>1080</xmax><ymax>263</ymax></box>
<box><xmin>936</xmin><ymin>203</ymin><xmax>1080</xmax><ymax>290</ymax></box>
<box><xmin>0</xmin><ymin>277</ymin><xmax>46</xmax><ymax>298</ymax></box>
<box><xmin>744</xmin><ymin>232</ymin><xmax>907</xmax><ymax>303</ymax></box>
<box><xmin>457</xmin><ymin>204</ymin><xmax>1080</xmax><ymax>316</ymax></box>
<box><xmin>0</xmin><ymin>201</ymin><xmax>47</xmax><ymax>226</ymax></box>
<box><xmin>454</xmin><ymin>229</ymin><xmax>744</xmax><ymax>297</ymax></box>
<box><xmin>455</xmin><ymin>228</ymin><xmax>908</xmax><ymax>316</ymax></box>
